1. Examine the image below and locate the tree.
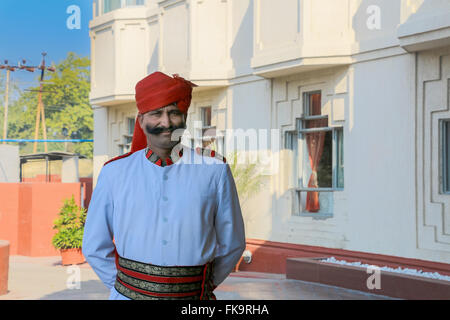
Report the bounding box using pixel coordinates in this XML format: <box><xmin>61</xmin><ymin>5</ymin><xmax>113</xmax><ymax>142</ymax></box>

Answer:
<box><xmin>7</xmin><ymin>52</ymin><xmax>93</xmax><ymax>158</ymax></box>
<box><xmin>0</xmin><ymin>71</ymin><xmax>20</xmax><ymax>140</ymax></box>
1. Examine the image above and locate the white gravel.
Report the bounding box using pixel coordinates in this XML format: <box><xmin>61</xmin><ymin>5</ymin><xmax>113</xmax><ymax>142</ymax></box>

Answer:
<box><xmin>321</xmin><ymin>257</ymin><xmax>450</xmax><ymax>282</ymax></box>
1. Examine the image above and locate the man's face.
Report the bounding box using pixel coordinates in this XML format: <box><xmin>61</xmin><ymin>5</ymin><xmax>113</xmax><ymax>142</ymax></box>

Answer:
<box><xmin>138</xmin><ymin>103</ymin><xmax>187</xmax><ymax>149</ymax></box>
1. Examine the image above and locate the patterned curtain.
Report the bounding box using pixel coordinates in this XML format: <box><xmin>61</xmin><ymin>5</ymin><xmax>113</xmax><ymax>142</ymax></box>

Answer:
<box><xmin>305</xmin><ymin>94</ymin><xmax>327</xmax><ymax>212</ymax></box>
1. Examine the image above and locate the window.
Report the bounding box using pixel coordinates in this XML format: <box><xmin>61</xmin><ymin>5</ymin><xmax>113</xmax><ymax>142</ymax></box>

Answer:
<box><xmin>286</xmin><ymin>91</ymin><xmax>344</xmax><ymax>218</ymax></box>
<box><xmin>126</xmin><ymin>0</ymin><xmax>145</xmax><ymax>5</ymax></box>
<box><xmin>119</xmin><ymin>117</ymin><xmax>135</xmax><ymax>155</ymax></box>
<box><xmin>103</xmin><ymin>0</ymin><xmax>145</xmax><ymax>14</ymax></box>
<box><xmin>103</xmin><ymin>0</ymin><xmax>121</xmax><ymax>13</ymax></box>
<box><xmin>443</xmin><ymin>120</ymin><xmax>450</xmax><ymax>194</ymax></box>
<box><xmin>190</xmin><ymin>106</ymin><xmax>226</xmax><ymax>156</ymax></box>
<box><xmin>201</xmin><ymin>106</ymin><xmax>212</xmax><ymax>128</ymax></box>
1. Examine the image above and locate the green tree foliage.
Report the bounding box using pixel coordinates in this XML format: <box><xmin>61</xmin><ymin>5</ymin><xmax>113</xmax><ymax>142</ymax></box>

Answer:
<box><xmin>5</xmin><ymin>52</ymin><xmax>93</xmax><ymax>158</ymax></box>
<box><xmin>0</xmin><ymin>71</ymin><xmax>20</xmax><ymax>139</ymax></box>
<box><xmin>52</xmin><ymin>195</ymin><xmax>87</xmax><ymax>250</ymax></box>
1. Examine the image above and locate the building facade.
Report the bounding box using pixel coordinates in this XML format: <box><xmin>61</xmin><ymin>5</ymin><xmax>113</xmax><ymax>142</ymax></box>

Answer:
<box><xmin>89</xmin><ymin>0</ymin><xmax>450</xmax><ymax>266</ymax></box>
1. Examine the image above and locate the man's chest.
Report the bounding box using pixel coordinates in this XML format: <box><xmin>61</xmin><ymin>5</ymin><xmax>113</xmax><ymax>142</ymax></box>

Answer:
<box><xmin>110</xmin><ymin>166</ymin><xmax>220</xmax><ymax>221</ymax></box>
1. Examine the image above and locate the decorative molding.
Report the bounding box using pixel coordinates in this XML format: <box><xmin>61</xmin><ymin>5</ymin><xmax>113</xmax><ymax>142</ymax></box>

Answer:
<box><xmin>398</xmin><ymin>10</ymin><xmax>450</xmax><ymax>53</ymax></box>
<box><xmin>89</xmin><ymin>94</ymin><xmax>136</xmax><ymax>106</ymax></box>
<box><xmin>158</xmin><ymin>0</ymin><xmax>187</xmax><ymax>10</ymax></box>
<box><xmin>93</xmin><ymin>24</ymin><xmax>114</xmax><ymax>35</ymax></box>
<box><xmin>147</xmin><ymin>13</ymin><xmax>159</xmax><ymax>24</ymax></box>
<box><xmin>416</xmin><ymin>47</ymin><xmax>450</xmax><ymax>253</ymax></box>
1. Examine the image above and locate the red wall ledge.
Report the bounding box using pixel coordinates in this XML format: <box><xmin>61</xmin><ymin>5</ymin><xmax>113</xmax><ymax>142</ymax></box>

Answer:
<box><xmin>286</xmin><ymin>257</ymin><xmax>450</xmax><ymax>300</ymax></box>
<box><xmin>237</xmin><ymin>239</ymin><xmax>450</xmax><ymax>277</ymax></box>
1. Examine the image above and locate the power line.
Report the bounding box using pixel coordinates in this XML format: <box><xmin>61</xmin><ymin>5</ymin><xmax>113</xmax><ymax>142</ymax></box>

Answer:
<box><xmin>1</xmin><ymin>53</ymin><xmax>56</xmax><ymax>148</ymax></box>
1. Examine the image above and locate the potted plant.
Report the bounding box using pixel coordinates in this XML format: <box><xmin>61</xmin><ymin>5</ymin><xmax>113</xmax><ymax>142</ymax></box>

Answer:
<box><xmin>52</xmin><ymin>195</ymin><xmax>87</xmax><ymax>265</ymax></box>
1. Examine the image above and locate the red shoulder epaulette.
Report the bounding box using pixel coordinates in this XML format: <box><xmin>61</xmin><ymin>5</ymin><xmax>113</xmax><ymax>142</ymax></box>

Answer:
<box><xmin>103</xmin><ymin>151</ymin><xmax>133</xmax><ymax>166</ymax></box>
<box><xmin>195</xmin><ymin>147</ymin><xmax>226</xmax><ymax>163</ymax></box>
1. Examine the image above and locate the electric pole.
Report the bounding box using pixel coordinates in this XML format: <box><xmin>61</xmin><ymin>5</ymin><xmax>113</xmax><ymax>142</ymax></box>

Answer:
<box><xmin>0</xmin><ymin>56</ymin><xmax>53</xmax><ymax>149</ymax></box>
<box><xmin>33</xmin><ymin>53</ymin><xmax>55</xmax><ymax>153</ymax></box>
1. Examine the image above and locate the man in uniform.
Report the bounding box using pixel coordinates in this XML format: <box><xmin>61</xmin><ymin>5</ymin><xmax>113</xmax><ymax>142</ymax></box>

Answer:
<box><xmin>82</xmin><ymin>71</ymin><xmax>246</xmax><ymax>300</ymax></box>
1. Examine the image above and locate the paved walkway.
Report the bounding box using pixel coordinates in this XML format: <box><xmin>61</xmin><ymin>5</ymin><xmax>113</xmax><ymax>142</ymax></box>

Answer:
<box><xmin>0</xmin><ymin>256</ymin><xmax>396</xmax><ymax>300</ymax></box>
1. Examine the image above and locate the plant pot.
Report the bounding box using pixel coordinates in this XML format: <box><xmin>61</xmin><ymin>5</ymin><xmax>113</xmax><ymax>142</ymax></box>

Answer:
<box><xmin>60</xmin><ymin>248</ymin><xmax>85</xmax><ymax>266</ymax></box>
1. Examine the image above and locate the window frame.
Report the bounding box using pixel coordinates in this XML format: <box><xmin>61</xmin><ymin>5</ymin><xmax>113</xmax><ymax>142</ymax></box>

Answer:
<box><xmin>103</xmin><ymin>0</ymin><xmax>121</xmax><ymax>14</ymax></box>
<box><xmin>102</xmin><ymin>0</ymin><xmax>145</xmax><ymax>14</ymax></box>
<box><xmin>441</xmin><ymin>119</ymin><xmax>450</xmax><ymax>194</ymax></box>
<box><xmin>285</xmin><ymin>91</ymin><xmax>344</xmax><ymax>218</ymax></box>
<box><xmin>189</xmin><ymin>105</ymin><xmax>226</xmax><ymax>156</ymax></box>
<box><xmin>118</xmin><ymin>117</ymin><xmax>135</xmax><ymax>155</ymax></box>
<box><xmin>297</xmin><ymin>91</ymin><xmax>344</xmax><ymax>192</ymax></box>
<box><xmin>200</xmin><ymin>106</ymin><xmax>212</xmax><ymax>129</ymax></box>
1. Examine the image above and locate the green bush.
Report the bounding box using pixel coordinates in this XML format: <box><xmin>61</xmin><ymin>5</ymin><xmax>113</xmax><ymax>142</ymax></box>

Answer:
<box><xmin>227</xmin><ymin>151</ymin><xmax>265</xmax><ymax>206</ymax></box>
<box><xmin>52</xmin><ymin>195</ymin><xmax>87</xmax><ymax>250</ymax></box>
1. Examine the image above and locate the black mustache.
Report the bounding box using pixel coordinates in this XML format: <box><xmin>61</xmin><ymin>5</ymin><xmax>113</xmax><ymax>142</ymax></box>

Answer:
<box><xmin>146</xmin><ymin>124</ymin><xmax>186</xmax><ymax>135</ymax></box>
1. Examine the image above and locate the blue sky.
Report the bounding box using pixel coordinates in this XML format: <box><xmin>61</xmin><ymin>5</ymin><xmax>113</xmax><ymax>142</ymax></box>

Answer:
<box><xmin>0</xmin><ymin>0</ymin><xmax>92</xmax><ymax>95</ymax></box>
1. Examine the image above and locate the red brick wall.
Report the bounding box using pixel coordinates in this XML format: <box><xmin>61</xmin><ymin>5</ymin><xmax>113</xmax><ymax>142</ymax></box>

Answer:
<box><xmin>0</xmin><ymin>183</ymin><xmax>86</xmax><ymax>256</ymax></box>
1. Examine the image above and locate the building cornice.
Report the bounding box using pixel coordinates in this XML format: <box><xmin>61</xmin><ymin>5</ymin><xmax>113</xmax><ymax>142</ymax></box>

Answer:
<box><xmin>90</xmin><ymin>7</ymin><xmax>148</xmax><ymax>31</ymax></box>
<box><xmin>90</xmin><ymin>94</ymin><xmax>135</xmax><ymax>107</ymax></box>
<box><xmin>397</xmin><ymin>7</ymin><xmax>450</xmax><ymax>52</ymax></box>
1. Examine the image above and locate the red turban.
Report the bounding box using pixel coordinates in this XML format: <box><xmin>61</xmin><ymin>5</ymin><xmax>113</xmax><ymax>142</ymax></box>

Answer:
<box><xmin>103</xmin><ymin>72</ymin><xmax>197</xmax><ymax>166</ymax></box>
<box><xmin>131</xmin><ymin>72</ymin><xmax>196</xmax><ymax>153</ymax></box>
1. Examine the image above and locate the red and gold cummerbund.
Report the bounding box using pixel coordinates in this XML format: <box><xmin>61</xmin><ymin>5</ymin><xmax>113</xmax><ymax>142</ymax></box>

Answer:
<box><xmin>114</xmin><ymin>253</ymin><xmax>216</xmax><ymax>300</ymax></box>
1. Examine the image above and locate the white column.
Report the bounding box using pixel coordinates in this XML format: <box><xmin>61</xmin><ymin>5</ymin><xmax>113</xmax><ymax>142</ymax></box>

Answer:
<box><xmin>93</xmin><ymin>105</ymin><xmax>110</xmax><ymax>187</ymax></box>
<box><xmin>61</xmin><ymin>156</ymin><xmax>80</xmax><ymax>183</ymax></box>
<box><xmin>0</xmin><ymin>145</ymin><xmax>20</xmax><ymax>182</ymax></box>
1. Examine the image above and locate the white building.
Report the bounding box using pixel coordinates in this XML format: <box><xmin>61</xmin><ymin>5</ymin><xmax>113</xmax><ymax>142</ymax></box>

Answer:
<box><xmin>89</xmin><ymin>0</ymin><xmax>450</xmax><ymax>268</ymax></box>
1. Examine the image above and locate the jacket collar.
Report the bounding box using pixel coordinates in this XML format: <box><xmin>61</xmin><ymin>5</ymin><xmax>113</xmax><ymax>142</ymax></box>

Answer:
<box><xmin>144</xmin><ymin>144</ymin><xmax>184</xmax><ymax>167</ymax></box>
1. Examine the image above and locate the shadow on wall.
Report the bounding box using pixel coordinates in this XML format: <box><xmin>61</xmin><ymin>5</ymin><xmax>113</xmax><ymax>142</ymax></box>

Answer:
<box><xmin>230</xmin><ymin>0</ymin><xmax>254</xmax><ymax>76</ymax></box>
<box><xmin>346</xmin><ymin>0</ymin><xmax>429</xmax><ymax>257</ymax></box>
<box><xmin>0</xmin><ymin>163</ymin><xmax>7</xmax><ymax>182</ymax></box>
<box><xmin>352</xmin><ymin>0</ymin><xmax>401</xmax><ymax>49</ymax></box>
<box><xmin>147</xmin><ymin>41</ymin><xmax>159</xmax><ymax>75</ymax></box>
<box><xmin>400</xmin><ymin>0</ymin><xmax>445</xmax><ymax>26</ymax></box>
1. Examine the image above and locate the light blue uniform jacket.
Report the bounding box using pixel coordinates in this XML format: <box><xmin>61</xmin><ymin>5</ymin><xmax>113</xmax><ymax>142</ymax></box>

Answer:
<box><xmin>82</xmin><ymin>146</ymin><xmax>246</xmax><ymax>300</ymax></box>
